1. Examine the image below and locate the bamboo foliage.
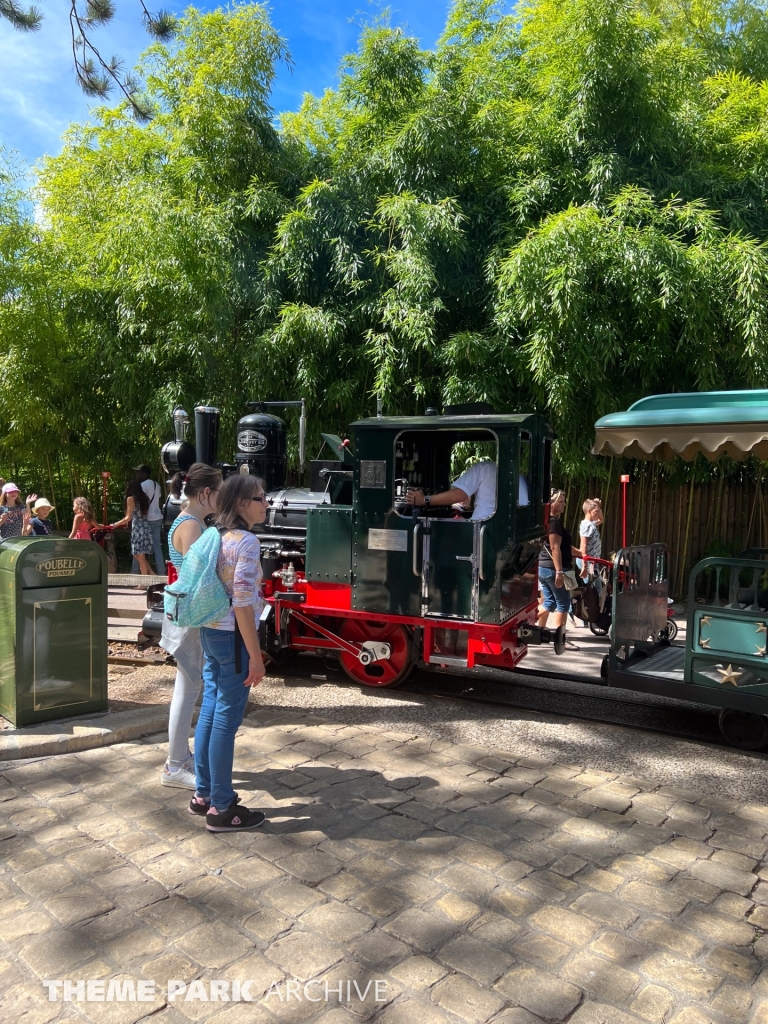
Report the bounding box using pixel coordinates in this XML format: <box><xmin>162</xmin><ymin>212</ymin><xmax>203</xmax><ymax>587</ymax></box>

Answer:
<box><xmin>3</xmin><ymin>2</ymin><xmax>768</xmax><ymax>525</ymax></box>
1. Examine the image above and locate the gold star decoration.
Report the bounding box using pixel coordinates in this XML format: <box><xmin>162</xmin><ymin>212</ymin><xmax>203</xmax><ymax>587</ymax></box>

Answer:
<box><xmin>717</xmin><ymin>664</ymin><xmax>744</xmax><ymax>687</ymax></box>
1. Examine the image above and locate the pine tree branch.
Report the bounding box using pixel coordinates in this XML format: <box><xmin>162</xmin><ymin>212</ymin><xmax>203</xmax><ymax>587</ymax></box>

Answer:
<box><xmin>68</xmin><ymin>0</ymin><xmax>156</xmax><ymax>119</ymax></box>
<box><xmin>0</xmin><ymin>0</ymin><xmax>42</xmax><ymax>31</ymax></box>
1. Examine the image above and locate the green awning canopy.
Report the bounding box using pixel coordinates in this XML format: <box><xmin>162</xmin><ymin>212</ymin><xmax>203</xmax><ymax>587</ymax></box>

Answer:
<box><xmin>593</xmin><ymin>390</ymin><xmax>768</xmax><ymax>462</ymax></box>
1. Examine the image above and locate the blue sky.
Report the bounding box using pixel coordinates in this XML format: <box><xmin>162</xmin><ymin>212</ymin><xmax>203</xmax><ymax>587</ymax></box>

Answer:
<box><xmin>0</xmin><ymin>1</ymin><xmax>454</xmax><ymax>169</ymax></box>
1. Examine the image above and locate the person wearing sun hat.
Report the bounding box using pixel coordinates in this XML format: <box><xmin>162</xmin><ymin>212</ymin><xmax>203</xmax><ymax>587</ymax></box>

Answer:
<box><xmin>22</xmin><ymin>497</ymin><xmax>55</xmax><ymax>536</ymax></box>
<box><xmin>0</xmin><ymin>483</ymin><xmax>34</xmax><ymax>539</ymax></box>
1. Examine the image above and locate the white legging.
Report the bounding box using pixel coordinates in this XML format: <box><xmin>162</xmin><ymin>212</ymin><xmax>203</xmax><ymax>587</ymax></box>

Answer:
<box><xmin>167</xmin><ymin>665</ymin><xmax>203</xmax><ymax>768</ymax></box>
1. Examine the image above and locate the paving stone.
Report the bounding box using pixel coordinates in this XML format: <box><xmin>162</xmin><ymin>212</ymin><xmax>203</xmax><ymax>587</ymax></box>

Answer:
<box><xmin>641</xmin><ymin>951</ymin><xmax>722</xmax><ymax>1000</ymax></box>
<box><xmin>301</xmin><ymin>901</ymin><xmax>373</xmax><ymax>943</ymax></box>
<box><xmin>468</xmin><ymin>910</ymin><xmax>523</xmax><ymax>948</ymax></box>
<box><xmin>1</xmin><ymin>910</ymin><xmax>54</xmax><ymax>941</ymax></box>
<box><xmin>277</xmin><ymin>849</ymin><xmax>342</xmax><ymax>885</ymax></box>
<box><xmin>265</xmin><ymin>929</ymin><xmax>344</xmax><ymax>980</ymax></box>
<box><xmin>431</xmin><ymin>974</ymin><xmax>505</xmax><ymax>1023</ymax></box>
<box><xmin>378</xmin><ymin>1000</ymin><xmax>451</xmax><ymax>1024</ymax></box>
<box><xmin>518</xmin><ymin>869</ymin><xmax>578</xmax><ymax>902</ymax></box>
<box><xmin>496</xmin><ymin>965</ymin><xmax>582</xmax><ymax>1021</ymax></box>
<box><xmin>670</xmin><ymin>875</ymin><xmax>719</xmax><ymax>905</ymax></box>
<box><xmin>530</xmin><ymin>905</ymin><xmax>601</xmax><ymax>946</ymax></box>
<box><xmin>222</xmin><ymin>856</ymin><xmax>284</xmax><ymax>889</ymax></box>
<box><xmin>175</xmin><ymin>920</ymin><xmax>254</xmax><ymax>969</ymax></box>
<box><xmin>384</xmin><ymin>908</ymin><xmax>457</xmax><ymax>953</ymax></box>
<box><xmin>667</xmin><ymin>1010</ymin><xmax>720</xmax><ymax>1024</ymax></box>
<box><xmin>350</xmin><ymin>929</ymin><xmax>411</xmax><ymax>969</ymax></box>
<box><xmin>590</xmin><ymin>931</ymin><xmax>647</xmax><ymax>964</ymax></box>
<box><xmin>512</xmin><ymin>932</ymin><xmax>570</xmax><ymax>969</ymax></box>
<box><xmin>710</xmin><ymin>982</ymin><xmax>753</xmax><ymax>1020</ymax></box>
<box><xmin>562</xmin><ymin>949</ymin><xmax>641</xmax><ymax>1003</ymax></box>
<box><xmin>570</xmin><ymin>892</ymin><xmax>639</xmax><ymax>929</ymax></box>
<box><xmin>630</xmin><ymin>984</ymin><xmax>675</xmax><ymax>1023</ymax></box>
<box><xmin>388</xmin><ymin>871</ymin><xmax>443</xmax><ymax>905</ymax></box>
<box><xmin>706</xmin><ymin>944</ymin><xmax>758</xmax><ymax>981</ymax></box>
<box><xmin>684</xmin><ymin>909</ymin><xmax>755</xmax><ymax>946</ymax></box>
<box><xmin>620</xmin><ymin>881</ymin><xmax>689</xmax><ymax>917</ymax></box>
<box><xmin>433</xmin><ymin>893</ymin><xmax>481</xmax><ymax>924</ymax></box>
<box><xmin>582</xmin><ymin>869</ymin><xmax>624</xmax><ymax>892</ymax></box>
<box><xmin>351</xmin><ymin>886</ymin><xmax>405</xmax><ymax>919</ymax></box>
<box><xmin>711</xmin><ymin>848</ymin><xmax>758</xmax><ymax>873</ymax></box>
<box><xmin>570</xmin><ymin>1004</ymin><xmax>646</xmax><ymax>1024</ymax></box>
<box><xmin>263</xmin><ymin>879</ymin><xmax>326</xmax><ymax>916</ymax></box>
<box><xmin>633</xmin><ymin>918</ymin><xmax>705</xmax><ymax>958</ymax></box>
<box><xmin>19</xmin><ymin>929</ymin><xmax>97</xmax><ymax>976</ymax></box>
<box><xmin>15</xmin><ymin>862</ymin><xmax>78</xmax><ymax>899</ymax></box>
<box><xmin>435</xmin><ymin>863</ymin><xmax>497</xmax><ymax>898</ymax></box>
<box><xmin>439</xmin><ymin>934</ymin><xmax>512</xmax><ymax>985</ymax></box>
<box><xmin>712</xmin><ymin>892</ymin><xmax>753</xmax><ymax>918</ymax></box>
<box><xmin>691</xmin><ymin>860</ymin><xmax>758</xmax><ymax>896</ymax></box>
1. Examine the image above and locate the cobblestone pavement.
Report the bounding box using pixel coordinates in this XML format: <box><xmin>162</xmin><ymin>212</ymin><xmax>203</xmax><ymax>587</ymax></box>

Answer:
<box><xmin>3</xmin><ymin>706</ymin><xmax>768</xmax><ymax>1024</ymax></box>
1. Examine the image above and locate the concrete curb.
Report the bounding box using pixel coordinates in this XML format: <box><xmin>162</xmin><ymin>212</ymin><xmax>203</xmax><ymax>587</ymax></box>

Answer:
<box><xmin>0</xmin><ymin>706</ymin><xmax>170</xmax><ymax>762</ymax></box>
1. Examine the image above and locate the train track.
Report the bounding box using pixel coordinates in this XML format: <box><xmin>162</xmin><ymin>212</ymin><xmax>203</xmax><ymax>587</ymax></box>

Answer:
<box><xmin>106</xmin><ymin>638</ymin><xmax>766</xmax><ymax>754</ymax></box>
<box><xmin>283</xmin><ymin>656</ymin><xmax>764</xmax><ymax>753</ymax></box>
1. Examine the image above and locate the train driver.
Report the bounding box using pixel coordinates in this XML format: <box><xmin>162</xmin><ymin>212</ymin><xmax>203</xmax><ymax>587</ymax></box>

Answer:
<box><xmin>406</xmin><ymin>460</ymin><xmax>498</xmax><ymax>520</ymax></box>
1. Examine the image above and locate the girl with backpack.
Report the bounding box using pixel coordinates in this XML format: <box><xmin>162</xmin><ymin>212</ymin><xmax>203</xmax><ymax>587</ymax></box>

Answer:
<box><xmin>158</xmin><ymin>463</ymin><xmax>223</xmax><ymax>790</ymax></box>
<box><xmin>189</xmin><ymin>473</ymin><xmax>268</xmax><ymax>832</ymax></box>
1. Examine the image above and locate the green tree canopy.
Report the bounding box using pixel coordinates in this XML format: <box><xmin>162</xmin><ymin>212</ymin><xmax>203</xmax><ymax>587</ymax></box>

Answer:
<box><xmin>5</xmin><ymin>0</ymin><xmax>768</xmax><ymax>501</ymax></box>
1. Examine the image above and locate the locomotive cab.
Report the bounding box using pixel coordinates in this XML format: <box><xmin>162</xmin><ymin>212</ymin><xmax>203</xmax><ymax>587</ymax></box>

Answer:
<box><xmin>336</xmin><ymin>411</ymin><xmax>554</xmax><ymax>626</ymax></box>
<box><xmin>303</xmin><ymin>407</ymin><xmax>557</xmax><ymax>622</ymax></box>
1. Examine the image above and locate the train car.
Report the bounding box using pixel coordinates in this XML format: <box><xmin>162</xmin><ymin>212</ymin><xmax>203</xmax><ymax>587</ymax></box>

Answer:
<box><xmin>146</xmin><ymin>401</ymin><xmax>564</xmax><ymax>680</ymax></box>
<box><xmin>593</xmin><ymin>389</ymin><xmax>768</xmax><ymax>750</ymax></box>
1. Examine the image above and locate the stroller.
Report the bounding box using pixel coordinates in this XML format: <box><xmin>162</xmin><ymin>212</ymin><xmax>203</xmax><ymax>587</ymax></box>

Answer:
<box><xmin>571</xmin><ymin>555</ymin><xmax>678</xmax><ymax>641</ymax></box>
<box><xmin>570</xmin><ymin>556</ymin><xmax>613</xmax><ymax>637</ymax></box>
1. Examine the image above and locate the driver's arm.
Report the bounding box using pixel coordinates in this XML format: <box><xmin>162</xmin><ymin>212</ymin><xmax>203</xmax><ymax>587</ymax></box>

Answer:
<box><xmin>406</xmin><ymin>486</ymin><xmax>469</xmax><ymax>508</ymax></box>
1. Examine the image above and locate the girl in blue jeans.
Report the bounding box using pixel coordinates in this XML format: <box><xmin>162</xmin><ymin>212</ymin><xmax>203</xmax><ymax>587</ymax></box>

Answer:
<box><xmin>189</xmin><ymin>473</ymin><xmax>269</xmax><ymax>832</ymax></box>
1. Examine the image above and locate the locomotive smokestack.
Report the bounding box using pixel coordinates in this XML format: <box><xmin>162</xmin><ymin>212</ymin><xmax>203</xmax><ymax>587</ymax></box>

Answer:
<box><xmin>195</xmin><ymin>406</ymin><xmax>220</xmax><ymax>466</ymax></box>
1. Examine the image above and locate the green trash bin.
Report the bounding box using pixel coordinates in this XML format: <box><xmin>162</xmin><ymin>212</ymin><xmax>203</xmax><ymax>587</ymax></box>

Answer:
<box><xmin>0</xmin><ymin>538</ymin><xmax>108</xmax><ymax>727</ymax></box>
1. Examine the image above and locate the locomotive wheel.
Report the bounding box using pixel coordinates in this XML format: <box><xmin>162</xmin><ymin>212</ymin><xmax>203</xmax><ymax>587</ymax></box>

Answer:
<box><xmin>718</xmin><ymin>709</ymin><xmax>768</xmax><ymax>751</ymax></box>
<box><xmin>338</xmin><ymin>620</ymin><xmax>415</xmax><ymax>687</ymax></box>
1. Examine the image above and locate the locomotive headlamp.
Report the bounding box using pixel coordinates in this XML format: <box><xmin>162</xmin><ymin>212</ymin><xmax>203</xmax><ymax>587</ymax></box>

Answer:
<box><xmin>172</xmin><ymin>407</ymin><xmax>190</xmax><ymax>442</ymax></box>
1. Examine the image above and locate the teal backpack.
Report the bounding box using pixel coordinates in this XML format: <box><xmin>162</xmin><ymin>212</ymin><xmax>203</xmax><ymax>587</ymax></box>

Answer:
<box><xmin>163</xmin><ymin>526</ymin><xmax>231</xmax><ymax>628</ymax></box>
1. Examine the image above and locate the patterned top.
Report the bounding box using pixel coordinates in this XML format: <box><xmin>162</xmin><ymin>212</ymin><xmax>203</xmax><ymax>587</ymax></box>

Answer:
<box><xmin>579</xmin><ymin>519</ymin><xmax>602</xmax><ymax>560</ymax></box>
<box><xmin>209</xmin><ymin>529</ymin><xmax>263</xmax><ymax>632</ymax></box>
<box><xmin>0</xmin><ymin>505</ymin><xmax>25</xmax><ymax>538</ymax></box>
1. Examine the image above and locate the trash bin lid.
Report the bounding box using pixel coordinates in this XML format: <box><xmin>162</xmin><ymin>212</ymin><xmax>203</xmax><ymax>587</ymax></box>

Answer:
<box><xmin>0</xmin><ymin>537</ymin><xmax>105</xmax><ymax>587</ymax></box>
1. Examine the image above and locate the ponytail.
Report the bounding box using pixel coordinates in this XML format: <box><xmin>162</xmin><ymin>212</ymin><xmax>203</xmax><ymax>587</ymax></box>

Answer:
<box><xmin>171</xmin><ymin>462</ymin><xmax>223</xmax><ymax>501</ymax></box>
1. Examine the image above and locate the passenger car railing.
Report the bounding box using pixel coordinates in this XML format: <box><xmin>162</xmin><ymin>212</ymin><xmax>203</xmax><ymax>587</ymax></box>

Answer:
<box><xmin>610</xmin><ymin>544</ymin><xmax>669</xmax><ymax>663</ymax></box>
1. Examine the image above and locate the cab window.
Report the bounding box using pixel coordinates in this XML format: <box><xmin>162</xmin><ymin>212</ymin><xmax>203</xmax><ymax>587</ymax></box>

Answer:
<box><xmin>393</xmin><ymin>430</ymin><xmax>498</xmax><ymax>520</ymax></box>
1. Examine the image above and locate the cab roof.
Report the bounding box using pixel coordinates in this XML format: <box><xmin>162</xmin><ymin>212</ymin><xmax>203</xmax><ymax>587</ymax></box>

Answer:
<box><xmin>352</xmin><ymin>413</ymin><xmax>548</xmax><ymax>430</ymax></box>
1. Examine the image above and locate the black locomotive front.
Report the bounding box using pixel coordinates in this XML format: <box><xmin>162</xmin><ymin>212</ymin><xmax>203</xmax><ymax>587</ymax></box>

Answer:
<box><xmin>143</xmin><ymin>400</ymin><xmax>342</xmax><ymax>643</ymax></box>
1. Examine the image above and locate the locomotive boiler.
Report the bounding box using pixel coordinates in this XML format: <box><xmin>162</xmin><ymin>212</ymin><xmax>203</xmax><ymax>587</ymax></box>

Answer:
<box><xmin>158</xmin><ymin>400</ymin><xmax>351</xmax><ymax>577</ymax></box>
